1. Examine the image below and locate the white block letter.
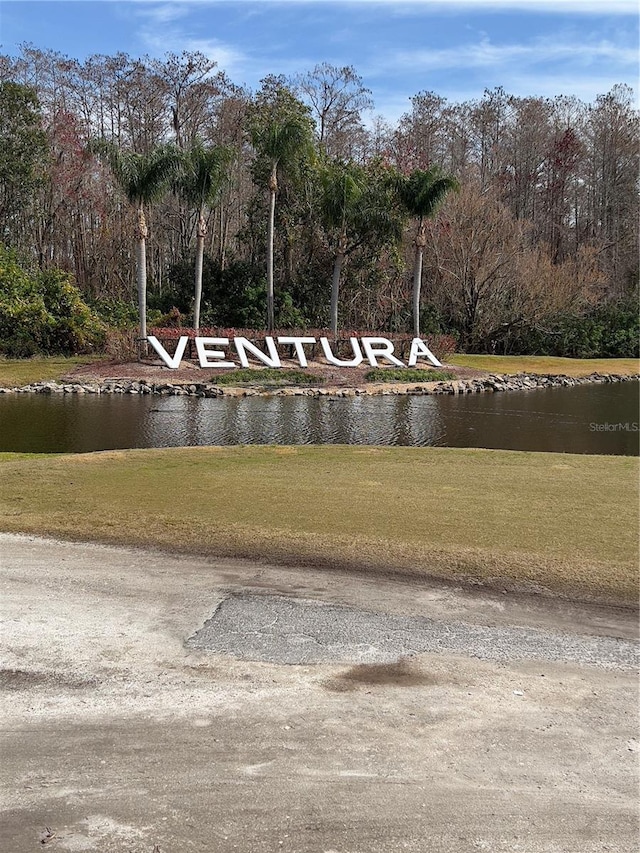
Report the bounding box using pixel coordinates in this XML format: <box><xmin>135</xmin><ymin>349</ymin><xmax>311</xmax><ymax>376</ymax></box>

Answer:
<box><xmin>195</xmin><ymin>337</ymin><xmax>236</xmax><ymax>368</ymax></box>
<box><xmin>147</xmin><ymin>335</ymin><xmax>189</xmax><ymax>369</ymax></box>
<box><xmin>277</xmin><ymin>337</ymin><xmax>316</xmax><ymax>368</ymax></box>
<box><xmin>408</xmin><ymin>338</ymin><xmax>442</xmax><ymax>367</ymax></box>
<box><xmin>361</xmin><ymin>337</ymin><xmax>404</xmax><ymax>368</ymax></box>
<box><xmin>234</xmin><ymin>336</ymin><xmax>281</xmax><ymax>368</ymax></box>
<box><xmin>320</xmin><ymin>337</ymin><xmax>363</xmax><ymax>367</ymax></box>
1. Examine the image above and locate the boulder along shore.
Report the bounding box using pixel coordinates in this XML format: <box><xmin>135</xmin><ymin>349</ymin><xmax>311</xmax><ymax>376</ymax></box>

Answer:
<box><xmin>2</xmin><ymin>371</ymin><xmax>637</xmax><ymax>398</ymax></box>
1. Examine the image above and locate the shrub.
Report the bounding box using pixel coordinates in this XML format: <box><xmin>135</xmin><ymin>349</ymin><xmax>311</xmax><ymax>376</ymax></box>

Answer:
<box><xmin>502</xmin><ymin>301</ymin><xmax>639</xmax><ymax>358</ymax></box>
<box><xmin>103</xmin><ymin>327</ymin><xmax>139</xmax><ymax>361</ymax></box>
<box><xmin>365</xmin><ymin>368</ymin><xmax>456</xmax><ymax>383</ymax></box>
<box><xmin>91</xmin><ymin>297</ymin><xmax>138</xmax><ymax>329</ymax></box>
<box><xmin>164</xmin><ymin>256</ymin><xmax>267</xmax><ymax>328</ymax></box>
<box><xmin>212</xmin><ymin>368</ymin><xmax>324</xmax><ymax>386</ymax></box>
<box><xmin>0</xmin><ymin>246</ymin><xmax>105</xmax><ymax>356</ymax></box>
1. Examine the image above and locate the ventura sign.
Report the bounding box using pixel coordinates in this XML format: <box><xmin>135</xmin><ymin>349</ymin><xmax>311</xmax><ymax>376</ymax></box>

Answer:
<box><xmin>147</xmin><ymin>335</ymin><xmax>443</xmax><ymax>370</ymax></box>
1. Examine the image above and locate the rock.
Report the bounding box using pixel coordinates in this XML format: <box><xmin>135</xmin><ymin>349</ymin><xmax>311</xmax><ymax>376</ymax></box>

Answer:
<box><xmin>6</xmin><ymin>370</ymin><xmax>638</xmax><ymax>399</ymax></box>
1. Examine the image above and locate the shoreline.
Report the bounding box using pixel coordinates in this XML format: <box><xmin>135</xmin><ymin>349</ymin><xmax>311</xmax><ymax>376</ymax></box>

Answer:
<box><xmin>1</xmin><ymin>367</ymin><xmax>638</xmax><ymax>398</ymax></box>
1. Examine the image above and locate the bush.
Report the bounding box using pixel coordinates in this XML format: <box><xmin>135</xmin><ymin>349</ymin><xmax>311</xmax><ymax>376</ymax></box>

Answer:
<box><xmin>103</xmin><ymin>327</ymin><xmax>139</xmax><ymax>361</ymax></box>
<box><xmin>502</xmin><ymin>301</ymin><xmax>639</xmax><ymax>358</ymax></box>
<box><xmin>91</xmin><ymin>297</ymin><xmax>138</xmax><ymax>329</ymax></box>
<box><xmin>163</xmin><ymin>256</ymin><xmax>267</xmax><ymax>328</ymax></box>
<box><xmin>213</xmin><ymin>368</ymin><xmax>324</xmax><ymax>386</ymax></box>
<box><xmin>0</xmin><ymin>246</ymin><xmax>105</xmax><ymax>356</ymax></box>
<box><xmin>365</xmin><ymin>368</ymin><xmax>455</xmax><ymax>383</ymax></box>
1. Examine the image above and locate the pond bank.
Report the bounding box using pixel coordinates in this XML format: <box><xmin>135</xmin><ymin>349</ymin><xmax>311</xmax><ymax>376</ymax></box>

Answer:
<box><xmin>2</xmin><ymin>370</ymin><xmax>637</xmax><ymax>398</ymax></box>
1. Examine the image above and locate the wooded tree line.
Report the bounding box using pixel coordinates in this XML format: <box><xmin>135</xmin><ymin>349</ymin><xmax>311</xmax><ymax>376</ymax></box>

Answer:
<box><xmin>1</xmin><ymin>46</ymin><xmax>637</xmax><ymax>355</ymax></box>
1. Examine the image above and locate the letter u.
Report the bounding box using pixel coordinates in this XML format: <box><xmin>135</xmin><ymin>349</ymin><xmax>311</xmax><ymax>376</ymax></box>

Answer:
<box><xmin>320</xmin><ymin>337</ymin><xmax>363</xmax><ymax>367</ymax></box>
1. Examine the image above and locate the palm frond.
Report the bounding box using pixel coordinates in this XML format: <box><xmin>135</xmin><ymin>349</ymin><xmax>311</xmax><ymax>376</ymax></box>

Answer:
<box><xmin>395</xmin><ymin>167</ymin><xmax>460</xmax><ymax>219</ymax></box>
<box><xmin>251</xmin><ymin>114</ymin><xmax>315</xmax><ymax>166</ymax></box>
<box><xmin>88</xmin><ymin>139</ymin><xmax>181</xmax><ymax>206</ymax></box>
<box><xmin>181</xmin><ymin>142</ymin><xmax>234</xmax><ymax>208</ymax></box>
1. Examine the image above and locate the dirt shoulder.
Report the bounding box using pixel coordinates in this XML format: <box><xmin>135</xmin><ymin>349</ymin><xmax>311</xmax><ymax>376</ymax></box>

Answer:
<box><xmin>1</xmin><ymin>534</ymin><xmax>638</xmax><ymax>853</ymax></box>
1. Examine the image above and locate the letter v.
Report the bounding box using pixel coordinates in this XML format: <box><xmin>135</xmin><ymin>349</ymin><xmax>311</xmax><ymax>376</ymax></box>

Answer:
<box><xmin>147</xmin><ymin>335</ymin><xmax>189</xmax><ymax>369</ymax></box>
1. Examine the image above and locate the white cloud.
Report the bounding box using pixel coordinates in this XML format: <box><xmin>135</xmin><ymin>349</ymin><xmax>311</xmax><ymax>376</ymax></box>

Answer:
<box><xmin>140</xmin><ymin>3</ymin><xmax>190</xmax><ymax>25</ymax></box>
<box><xmin>377</xmin><ymin>37</ymin><xmax>638</xmax><ymax>73</ymax></box>
<box><xmin>129</xmin><ymin>0</ymin><xmax>638</xmax><ymax>13</ymax></box>
<box><xmin>386</xmin><ymin>0</ymin><xmax>637</xmax><ymax>12</ymax></box>
<box><xmin>361</xmin><ymin>30</ymin><xmax>638</xmax><ymax>112</ymax></box>
<box><xmin>132</xmin><ymin>3</ymin><xmax>249</xmax><ymax>75</ymax></box>
<box><xmin>110</xmin><ymin>0</ymin><xmax>640</xmax><ymax>114</ymax></box>
<box><xmin>498</xmin><ymin>74</ymin><xmax>638</xmax><ymax>104</ymax></box>
<box><xmin>174</xmin><ymin>37</ymin><xmax>247</xmax><ymax>74</ymax></box>
<box><xmin>133</xmin><ymin>2</ymin><xmax>319</xmax><ymax>86</ymax></box>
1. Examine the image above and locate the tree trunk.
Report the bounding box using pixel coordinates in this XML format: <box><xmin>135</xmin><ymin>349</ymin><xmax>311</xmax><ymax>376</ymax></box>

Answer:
<box><xmin>135</xmin><ymin>206</ymin><xmax>148</xmax><ymax>352</ymax></box>
<box><xmin>267</xmin><ymin>163</ymin><xmax>277</xmax><ymax>332</ymax></box>
<box><xmin>219</xmin><ymin>204</ymin><xmax>228</xmax><ymax>271</ymax></box>
<box><xmin>194</xmin><ymin>209</ymin><xmax>207</xmax><ymax>332</ymax></box>
<box><xmin>330</xmin><ymin>233</ymin><xmax>346</xmax><ymax>336</ymax></box>
<box><xmin>413</xmin><ymin>219</ymin><xmax>426</xmax><ymax>338</ymax></box>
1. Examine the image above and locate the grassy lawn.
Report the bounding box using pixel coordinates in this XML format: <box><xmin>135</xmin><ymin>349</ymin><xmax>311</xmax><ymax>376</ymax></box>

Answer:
<box><xmin>1</xmin><ymin>446</ymin><xmax>637</xmax><ymax>604</ymax></box>
<box><xmin>0</xmin><ymin>355</ymin><xmax>637</xmax><ymax>386</ymax></box>
<box><xmin>0</xmin><ymin>356</ymin><xmax>103</xmax><ymax>388</ymax></box>
<box><xmin>449</xmin><ymin>354</ymin><xmax>639</xmax><ymax>377</ymax></box>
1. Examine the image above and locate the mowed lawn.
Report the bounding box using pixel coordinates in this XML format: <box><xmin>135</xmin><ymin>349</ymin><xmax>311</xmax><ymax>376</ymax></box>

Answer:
<box><xmin>0</xmin><ymin>355</ymin><xmax>637</xmax><ymax>388</ymax></box>
<box><xmin>1</xmin><ymin>446</ymin><xmax>637</xmax><ymax>604</ymax></box>
<box><xmin>449</xmin><ymin>354</ymin><xmax>639</xmax><ymax>377</ymax></box>
<box><xmin>0</xmin><ymin>356</ymin><xmax>102</xmax><ymax>388</ymax></box>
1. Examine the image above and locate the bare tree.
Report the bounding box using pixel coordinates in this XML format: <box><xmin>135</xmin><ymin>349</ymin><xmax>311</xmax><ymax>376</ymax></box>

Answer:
<box><xmin>295</xmin><ymin>63</ymin><xmax>373</xmax><ymax>159</ymax></box>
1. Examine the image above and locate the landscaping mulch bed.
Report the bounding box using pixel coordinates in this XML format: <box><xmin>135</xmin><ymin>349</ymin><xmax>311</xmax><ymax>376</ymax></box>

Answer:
<box><xmin>65</xmin><ymin>358</ymin><xmax>485</xmax><ymax>387</ymax></box>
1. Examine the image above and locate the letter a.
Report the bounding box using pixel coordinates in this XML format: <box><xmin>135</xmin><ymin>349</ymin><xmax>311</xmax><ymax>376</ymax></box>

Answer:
<box><xmin>408</xmin><ymin>338</ymin><xmax>442</xmax><ymax>367</ymax></box>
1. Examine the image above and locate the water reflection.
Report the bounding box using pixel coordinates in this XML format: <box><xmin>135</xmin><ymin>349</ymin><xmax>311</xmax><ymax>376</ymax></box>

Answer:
<box><xmin>0</xmin><ymin>382</ymin><xmax>637</xmax><ymax>455</ymax></box>
<box><xmin>432</xmin><ymin>383</ymin><xmax>639</xmax><ymax>455</ymax></box>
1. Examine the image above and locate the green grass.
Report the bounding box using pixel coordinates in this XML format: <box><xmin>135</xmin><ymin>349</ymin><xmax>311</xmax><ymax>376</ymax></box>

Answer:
<box><xmin>365</xmin><ymin>368</ymin><xmax>456</xmax><ymax>383</ymax></box>
<box><xmin>0</xmin><ymin>446</ymin><xmax>637</xmax><ymax>604</ymax></box>
<box><xmin>0</xmin><ymin>356</ymin><xmax>102</xmax><ymax>388</ymax></box>
<box><xmin>212</xmin><ymin>368</ymin><xmax>325</xmax><ymax>386</ymax></box>
<box><xmin>2</xmin><ymin>355</ymin><xmax>636</xmax><ymax>387</ymax></box>
<box><xmin>449</xmin><ymin>354</ymin><xmax>639</xmax><ymax>377</ymax></box>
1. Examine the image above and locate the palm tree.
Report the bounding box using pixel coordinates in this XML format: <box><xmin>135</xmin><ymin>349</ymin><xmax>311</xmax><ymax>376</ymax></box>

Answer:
<box><xmin>320</xmin><ymin>160</ymin><xmax>402</xmax><ymax>335</ymax></box>
<box><xmin>179</xmin><ymin>142</ymin><xmax>232</xmax><ymax>330</ymax></box>
<box><xmin>395</xmin><ymin>167</ymin><xmax>459</xmax><ymax>338</ymax></box>
<box><xmin>250</xmin><ymin>114</ymin><xmax>314</xmax><ymax>331</ymax></box>
<box><xmin>90</xmin><ymin>141</ymin><xmax>180</xmax><ymax>342</ymax></box>
<box><xmin>320</xmin><ymin>161</ymin><xmax>365</xmax><ymax>335</ymax></box>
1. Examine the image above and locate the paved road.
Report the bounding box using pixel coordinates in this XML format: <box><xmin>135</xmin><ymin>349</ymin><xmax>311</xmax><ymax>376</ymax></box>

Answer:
<box><xmin>1</xmin><ymin>534</ymin><xmax>638</xmax><ymax>853</ymax></box>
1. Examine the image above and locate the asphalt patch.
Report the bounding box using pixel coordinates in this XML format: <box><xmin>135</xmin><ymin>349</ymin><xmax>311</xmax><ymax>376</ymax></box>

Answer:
<box><xmin>186</xmin><ymin>594</ymin><xmax>639</xmax><ymax>668</ymax></box>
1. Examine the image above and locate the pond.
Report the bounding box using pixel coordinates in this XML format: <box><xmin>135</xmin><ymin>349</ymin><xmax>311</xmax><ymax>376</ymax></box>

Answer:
<box><xmin>0</xmin><ymin>381</ymin><xmax>637</xmax><ymax>455</ymax></box>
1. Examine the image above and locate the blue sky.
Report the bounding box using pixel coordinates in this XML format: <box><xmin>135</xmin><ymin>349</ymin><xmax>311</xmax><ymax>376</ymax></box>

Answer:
<box><xmin>1</xmin><ymin>1</ymin><xmax>638</xmax><ymax>122</ymax></box>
